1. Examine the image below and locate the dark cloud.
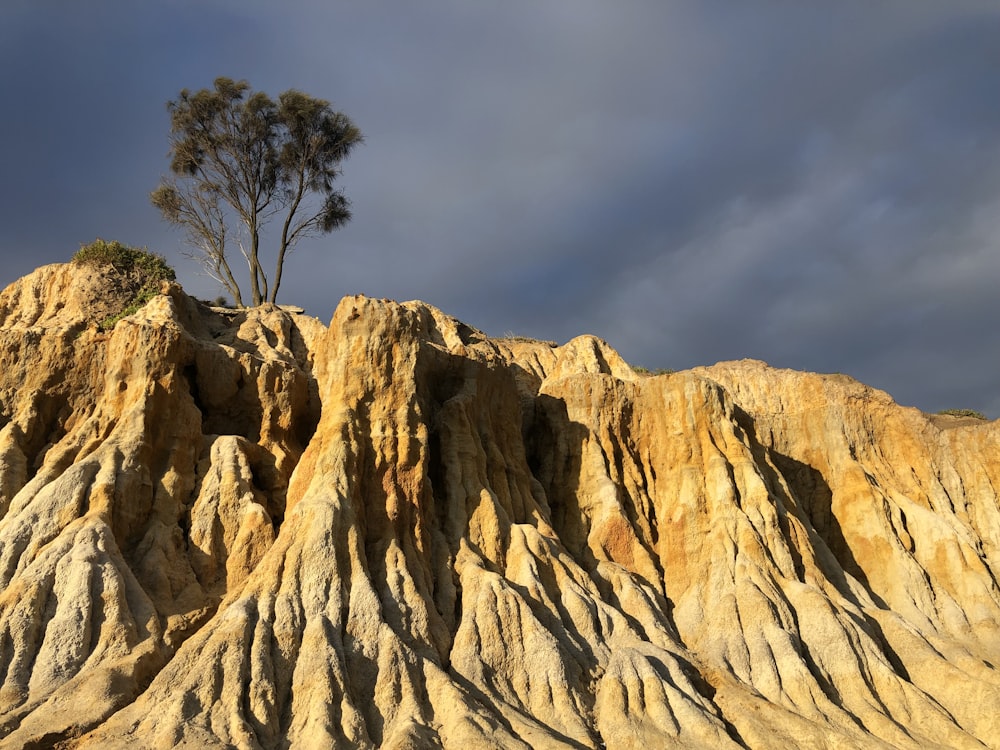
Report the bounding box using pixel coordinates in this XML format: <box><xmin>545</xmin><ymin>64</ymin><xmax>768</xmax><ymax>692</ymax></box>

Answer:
<box><xmin>2</xmin><ymin>1</ymin><xmax>999</xmax><ymax>416</ymax></box>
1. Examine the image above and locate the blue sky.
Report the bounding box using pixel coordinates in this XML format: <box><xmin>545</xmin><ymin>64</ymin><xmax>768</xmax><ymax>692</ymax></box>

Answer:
<box><xmin>2</xmin><ymin>1</ymin><xmax>1000</xmax><ymax>417</ymax></box>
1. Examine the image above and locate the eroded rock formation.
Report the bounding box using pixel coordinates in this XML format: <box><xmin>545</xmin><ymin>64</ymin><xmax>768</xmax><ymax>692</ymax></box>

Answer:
<box><xmin>0</xmin><ymin>263</ymin><xmax>998</xmax><ymax>749</ymax></box>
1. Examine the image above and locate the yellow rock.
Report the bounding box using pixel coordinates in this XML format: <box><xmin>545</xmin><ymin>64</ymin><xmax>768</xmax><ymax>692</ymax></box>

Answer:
<box><xmin>0</xmin><ymin>264</ymin><xmax>997</xmax><ymax>748</ymax></box>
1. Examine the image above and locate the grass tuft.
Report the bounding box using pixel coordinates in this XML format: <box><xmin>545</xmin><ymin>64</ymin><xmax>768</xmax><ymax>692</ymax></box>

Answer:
<box><xmin>72</xmin><ymin>239</ymin><xmax>176</xmax><ymax>329</ymax></box>
<box><xmin>632</xmin><ymin>365</ymin><xmax>677</xmax><ymax>376</ymax></box>
<box><xmin>936</xmin><ymin>408</ymin><xmax>987</xmax><ymax>420</ymax></box>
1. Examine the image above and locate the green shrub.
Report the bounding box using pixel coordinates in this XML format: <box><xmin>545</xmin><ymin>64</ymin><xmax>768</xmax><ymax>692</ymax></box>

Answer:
<box><xmin>72</xmin><ymin>239</ymin><xmax>176</xmax><ymax>329</ymax></box>
<box><xmin>936</xmin><ymin>408</ymin><xmax>987</xmax><ymax>420</ymax></box>
<box><xmin>73</xmin><ymin>238</ymin><xmax>175</xmax><ymax>281</ymax></box>
<box><xmin>500</xmin><ymin>331</ymin><xmax>558</xmax><ymax>347</ymax></box>
<box><xmin>632</xmin><ymin>365</ymin><xmax>676</xmax><ymax>376</ymax></box>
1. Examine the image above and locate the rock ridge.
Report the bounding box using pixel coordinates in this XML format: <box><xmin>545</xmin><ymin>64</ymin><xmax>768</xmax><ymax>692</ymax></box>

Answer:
<box><xmin>0</xmin><ymin>263</ymin><xmax>997</xmax><ymax>748</ymax></box>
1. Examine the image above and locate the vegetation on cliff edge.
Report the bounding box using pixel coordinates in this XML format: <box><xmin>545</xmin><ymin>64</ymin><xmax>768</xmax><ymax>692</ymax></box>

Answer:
<box><xmin>72</xmin><ymin>238</ymin><xmax>176</xmax><ymax>329</ymax></box>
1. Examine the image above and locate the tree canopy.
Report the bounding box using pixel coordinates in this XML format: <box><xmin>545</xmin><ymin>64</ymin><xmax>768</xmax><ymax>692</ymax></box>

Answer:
<box><xmin>151</xmin><ymin>77</ymin><xmax>362</xmax><ymax>307</ymax></box>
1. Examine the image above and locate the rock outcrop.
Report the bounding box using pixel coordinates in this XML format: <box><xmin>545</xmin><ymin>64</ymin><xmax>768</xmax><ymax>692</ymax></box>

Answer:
<box><xmin>0</xmin><ymin>263</ymin><xmax>998</xmax><ymax>749</ymax></box>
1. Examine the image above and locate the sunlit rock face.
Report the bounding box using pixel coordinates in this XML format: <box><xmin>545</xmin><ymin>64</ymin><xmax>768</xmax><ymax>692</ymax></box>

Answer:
<box><xmin>0</xmin><ymin>263</ymin><xmax>998</xmax><ymax>749</ymax></box>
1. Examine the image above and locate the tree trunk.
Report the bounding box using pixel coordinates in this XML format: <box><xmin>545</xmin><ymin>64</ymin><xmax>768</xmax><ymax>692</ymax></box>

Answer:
<box><xmin>248</xmin><ymin>229</ymin><xmax>264</xmax><ymax>306</ymax></box>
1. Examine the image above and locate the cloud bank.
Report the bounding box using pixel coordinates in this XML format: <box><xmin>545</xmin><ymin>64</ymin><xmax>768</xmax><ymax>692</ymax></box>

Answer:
<box><xmin>1</xmin><ymin>1</ymin><xmax>999</xmax><ymax>415</ymax></box>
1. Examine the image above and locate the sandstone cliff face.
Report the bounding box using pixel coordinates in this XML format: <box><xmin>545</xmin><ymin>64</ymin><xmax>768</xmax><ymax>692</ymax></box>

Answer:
<box><xmin>0</xmin><ymin>263</ymin><xmax>998</xmax><ymax>749</ymax></box>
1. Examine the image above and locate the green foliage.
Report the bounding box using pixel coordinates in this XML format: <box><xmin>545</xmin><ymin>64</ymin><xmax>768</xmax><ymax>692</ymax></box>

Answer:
<box><xmin>73</xmin><ymin>238</ymin><xmax>175</xmax><ymax>280</ymax></box>
<box><xmin>936</xmin><ymin>408</ymin><xmax>987</xmax><ymax>420</ymax></box>
<box><xmin>632</xmin><ymin>365</ymin><xmax>676</xmax><ymax>376</ymax></box>
<box><xmin>500</xmin><ymin>331</ymin><xmax>558</xmax><ymax>347</ymax></box>
<box><xmin>100</xmin><ymin>290</ymin><xmax>160</xmax><ymax>330</ymax></box>
<box><xmin>72</xmin><ymin>239</ymin><xmax>176</xmax><ymax>329</ymax></box>
<box><xmin>152</xmin><ymin>77</ymin><xmax>363</xmax><ymax>307</ymax></box>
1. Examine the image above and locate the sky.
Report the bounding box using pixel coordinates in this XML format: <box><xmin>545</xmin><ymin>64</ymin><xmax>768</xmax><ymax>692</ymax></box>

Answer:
<box><xmin>2</xmin><ymin>1</ymin><xmax>1000</xmax><ymax>417</ymax></box>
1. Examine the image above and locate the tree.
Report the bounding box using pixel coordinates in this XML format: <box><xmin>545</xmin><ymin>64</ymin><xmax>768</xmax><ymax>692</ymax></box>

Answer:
<box><xmin>151</xmin><ymin>77</ymin><xmax>362</xmax><ymax>307</ymax></box>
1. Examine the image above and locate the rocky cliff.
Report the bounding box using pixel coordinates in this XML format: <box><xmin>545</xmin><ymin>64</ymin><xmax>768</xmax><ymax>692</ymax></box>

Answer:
<box><xmin>0</xmin><ymin>263</ymin><xmax>998</xmax><ymax>749</ymax></box>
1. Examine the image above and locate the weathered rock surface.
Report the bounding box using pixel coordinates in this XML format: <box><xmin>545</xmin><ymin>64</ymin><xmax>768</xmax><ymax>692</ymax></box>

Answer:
<box><xmin>0</xmin><ymin>262</ymin><xmax>998</xmax><ymax>748</ymax></box>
